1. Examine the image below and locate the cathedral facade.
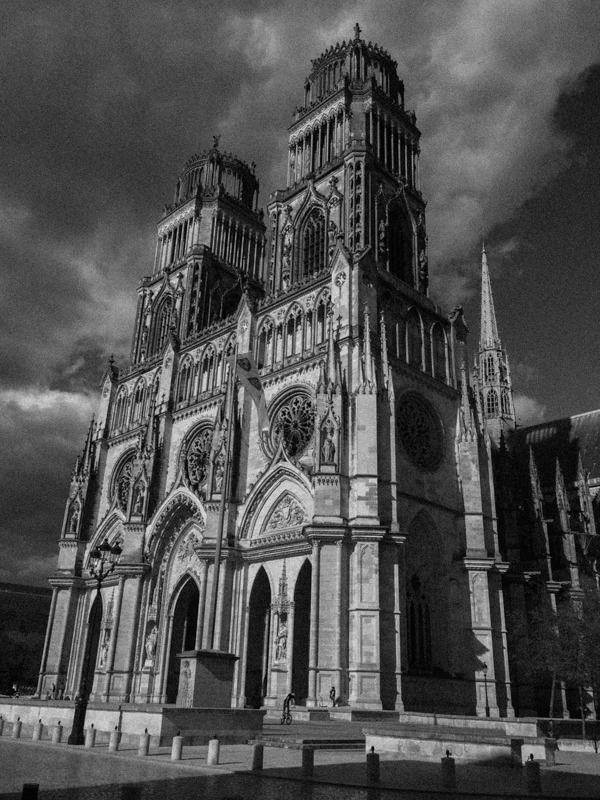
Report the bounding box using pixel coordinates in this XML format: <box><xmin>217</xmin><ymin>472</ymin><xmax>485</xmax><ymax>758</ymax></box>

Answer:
<box><xmin>38</xmin><ymin>27</ymin><xmax>517</xmax><ymax>717</ymax></box>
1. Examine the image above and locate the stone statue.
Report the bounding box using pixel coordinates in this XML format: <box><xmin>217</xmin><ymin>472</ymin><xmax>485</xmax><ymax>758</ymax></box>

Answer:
<box><xmin>133</xmin><ymin>483</ymin><xmax>145</xmax><ymax>515</ymax></box>
<box><xmin>99</xmin><ymin>631</ymin><xmax>110</xmax><ymax>667</ymax></box>
<box><xmin>321</xmin><ymin>427</ymin><xmax>336</xmax><ymax>465</ymax></box>
<box><xmin>145</xmin><ymin>626</ymin><xmax>158</xmax><ymax>663</ymax></box>
<box><xmin>213</xmin><ymin>451</ymin><xmax>225</xmax><ymax>493</ymax></box>
<box><xmin>69</xmin><ymin>507</ymin><xmax>79</xmax><ymax>534</ymax></box>
<box><xmin>275</xmin><ymin>622</ymin><xmax>288</xmax><ymax>660</ymax></box>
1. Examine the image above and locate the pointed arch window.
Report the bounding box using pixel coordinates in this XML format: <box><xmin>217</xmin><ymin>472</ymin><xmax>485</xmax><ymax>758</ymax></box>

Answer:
<box><xmin>486</xmin><ymin>388</ymin><xmax>499</xmax><ymax>416</ymax></box>
<box><xmin>432</xmin><ymin>324</ymin><xmax>447</xmax><ymax>382</ymax></box>
<box><xmin>132</xmin><ymin>382</ymin><xmax>145</xmax><ymax>424</ymax></box>
<box><xmin>301</xmin><ymin>207</ymin><xmax>326</xmax><ymax>278</ymax></box>
<box><xmin>501</xmin><ymin>388</ymin><xmax>511</xmax><ymax>416</ymax></box>
<box><xmin>406</xmin><ymin>575</ymin><xmax>432</xmax><ymax>671</ymax></box>
<box><xmin>177</xmin><ymin>360</ymin><xmax>193</xmax><ymax>404</ymax></box>
<box><xmin>406</xmin><ymin>308</ymin><xmax>422</xmax><ymax>368</ymax></box>
<box><xmin>256</xmin><ymin>320</ymin><xmax>273</xmax><ymax>369</ymax></box>
<box><xmin>150</xmin><ymin>296</ymin><xmax>173</xmax><ymax>357</ymax></box>
<box><xmin>200</xmin><ymin>348</ymin><xmax>216</xmax><ymax>394</ymax></box>
<box><xmin>112</xmin><ymin>388</ymin><xmax>129</xmax><ymax>432</ymax></box>
<box><xmin>484</xmin><ymin>353</ymin><xmax>496</xmax><ymax>383</ymax></box>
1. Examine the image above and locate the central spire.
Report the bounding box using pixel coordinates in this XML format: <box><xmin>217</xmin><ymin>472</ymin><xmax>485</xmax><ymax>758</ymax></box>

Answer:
<box><xmin>480</xmin><ymin>242</ymin><xmax>500</xmax><ymax>349</ymax></box>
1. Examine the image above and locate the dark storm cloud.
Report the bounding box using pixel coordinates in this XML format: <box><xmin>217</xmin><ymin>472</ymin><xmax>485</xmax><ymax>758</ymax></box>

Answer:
<box><xmin>2</xmin><ymin>0</ymin><xmax>600</xmax><ymax>583</ymax></box>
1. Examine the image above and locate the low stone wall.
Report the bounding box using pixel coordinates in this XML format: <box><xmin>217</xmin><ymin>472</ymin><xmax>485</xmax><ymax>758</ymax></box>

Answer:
<box><xmin>0</xmin><ymin>699</ymin><xmax>265</xmax><ymax>746</ymax></box>
<box><xmin>397</xmin><ymin>711</ymin><xmax>539</xmax><ymax>738</ymax></box>
<box><xmin>364</xmin><ymin>727</ymin><xmax>547</xmax><ymax>765</ymax></box>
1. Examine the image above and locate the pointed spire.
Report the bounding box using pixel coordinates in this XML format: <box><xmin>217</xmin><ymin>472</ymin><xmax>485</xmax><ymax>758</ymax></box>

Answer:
<box><xmin>529</xmin><ymin>446</ymin><xmax>544</xmax><ymax>515</ymax></box>
<box><xmin>361</xmin><ymin>304</ymin><xmax>376</xmax><ymax>392</ymax></box>
<box><xmin>326</xmin><ymin>308</ymin><xmax>336</xmax><ymax>391</ymax></box>
<box><xmin>480</xmin><ymin>242</ymin><xmax>500</xmax><ymax>349</ymax></box>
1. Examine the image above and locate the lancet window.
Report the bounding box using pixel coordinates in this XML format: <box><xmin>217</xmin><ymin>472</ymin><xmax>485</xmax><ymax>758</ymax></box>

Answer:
<box><xmin>112</xmin><ymin>388</ymin><xmax>129</xmax><ymax>433</ymax></box>
<box><xmin>486</xmin><ymin>389</ymin><xmax>499</xmax><ymax>416</ymax></box>
<box><xmin>432</xmin><ymin>324</ymin><xmax>447</xmax><ymax>383</ymax></box>
<box><xmin>484</xmin><ymin>353</ymin><xmax>496</xmax><ymax>383</ymax></box>
<box><xmin>501</xmin><ymin>388</ymin><xmax>511</xmax><ymax>416</ymax></box>
<box><xmin>200</xmin><ymin>347</ymin><xmax>216</xmax><ymax>394</ymax></box>
<box><xmin>301</xmin><ymin>207</ymin><xmax>326</xmax><ymax>279</ymax></box>
<box><xmin>406</xmin><ymin>308</ymin><xmax>422</xmax><ymax>368</ymax></box>
<box><xmin>131</xmin><ymin>381</ymin><xmax>145</xmax><ymax>424</ymax></box>
<box><xmin>149</xmin><ymin>296</ymin><xmax>173</xmax><ymax>357</ymax></box>
<box><xmin>177</xmin><ymin>359</ymin><xmax>194</xmax><ymax>404</ymax></box>
<box><xmin>406</xmin><ymin>575</ymin><xmax>432</xmax><ymax>671</ymax></box>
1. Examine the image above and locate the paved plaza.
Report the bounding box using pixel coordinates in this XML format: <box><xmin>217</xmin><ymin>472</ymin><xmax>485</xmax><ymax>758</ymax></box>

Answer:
<box><xmin>3</xmin><ymin>721</ymin><xmax>600</xmax><ymax>798</ymax></box>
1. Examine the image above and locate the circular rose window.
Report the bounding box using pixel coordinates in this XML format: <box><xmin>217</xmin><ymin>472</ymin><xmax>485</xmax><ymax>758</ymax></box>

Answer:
<box><xmin>397</xmin><ymin>392</ymin><xmax>444</xmax><ymax>471</ymax></box>
<box><xmin>271</xmin><ymin>392</ymin><xmax>315</xmax><ymax>459</ymax></box>
<box><xmin>185</xmin><ymin>427</ymin><xmax>212</xmax><ymax>491</ymax></box>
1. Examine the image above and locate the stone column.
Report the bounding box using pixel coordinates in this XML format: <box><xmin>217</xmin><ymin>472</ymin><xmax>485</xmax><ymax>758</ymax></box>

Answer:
<box><xmin>286</xmin><ymin>602</ymin><xmax>296</xmax><ymax>695</ymax></box>
<box><xmin>34</xmin><ymin>586</ymin><xmax>59</xmax><ymax>697</ymax></box>
<box><xmin>465</xmin><ymin>560</ymin><xmax>500</xmax><ymax>717</ymax></box>
<box><xmin>195</xmin><ymin>559</ymin><xmax>209</xmax><ymax>649</ymax></box>
<box><xmin>307</xmin><ymin>540</ymin><xmax>321</xmax><ymax>707</ymax></box>
<box><xmin>102</xmin><ymin>573</ymin><xmax>125</xmax><ymax>701</ymax></box>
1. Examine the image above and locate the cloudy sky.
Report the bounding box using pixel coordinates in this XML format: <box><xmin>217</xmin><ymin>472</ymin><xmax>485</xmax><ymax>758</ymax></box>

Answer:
<box><xmin>2</xmin><ymin>0</ymin><xmax>600</xmax><ymax>585</ymax></box>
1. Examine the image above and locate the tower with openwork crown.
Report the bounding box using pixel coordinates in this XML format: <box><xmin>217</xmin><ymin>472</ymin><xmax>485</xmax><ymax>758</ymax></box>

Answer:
<box><xmin>37</xmin><ymin>26</ymin><xmax>514</xmax><ymax>720</ymax></box>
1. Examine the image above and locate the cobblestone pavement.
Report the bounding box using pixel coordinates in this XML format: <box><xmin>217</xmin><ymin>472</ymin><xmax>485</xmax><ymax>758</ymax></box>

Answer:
<box><xmin>3</xmin><ymin>726</ymin><xmax>600</xmax><ymax>798</ymax></box>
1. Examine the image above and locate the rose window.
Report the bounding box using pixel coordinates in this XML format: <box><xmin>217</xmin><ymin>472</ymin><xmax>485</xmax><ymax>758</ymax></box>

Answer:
<box><xmin>113</xmin><ymin>455</ymin><xmax>134</xmax><ymax>511</ymax></box>
<box><xmin>397</xmin><ymin>393</ymin><xmax>444</xmax><ymax>471</ymax></box>
<box><xmin>272</xmin><ymin>393</ymin><xmax>315</xmax><ymax>458</ymax></box>
<box><xmin>186</xmin><ymin>427</ymin><xmax>212</xmax><ymax>490</ymax></box>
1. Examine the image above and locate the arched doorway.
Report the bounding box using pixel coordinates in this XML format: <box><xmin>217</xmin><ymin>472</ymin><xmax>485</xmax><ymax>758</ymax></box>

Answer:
<box><xmin>292</xmin><ymin>560</ymin><xmax>311</xmax><ymax>704</ymax></box>
<box><xmin>85</xmin><ymin>592</ymin><xmax>103</xmax><ymax>698</ymax></box>
<box><xmin>166</xmin><ymin>578</ymin><xmax>199</xmax><ymax>704</ymax></box>
<box><xmin>244</xmin><ymin>568</ymin><xmax>271</xmax><ymax>708</ymax></box>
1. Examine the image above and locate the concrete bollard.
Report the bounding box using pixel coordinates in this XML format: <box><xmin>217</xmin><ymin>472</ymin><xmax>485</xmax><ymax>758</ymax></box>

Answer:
<box><xmin>544</xmin><ymin>737</ymin><xmax>558</xmax><ymax>767</ymax></box>
<box><xmin>138</xmin><ymin>729</ymin><xmax>150</xmax><ymax>757</ymax></box>
<box><xmin>32</xmin><ymin>720</ymin><xmax>43</xmax><ymax>742</ymax></box>
<box><xmin>84</xmin><ymin>724</ymin><xmax>96</xmax><ymax>748</ymax></box>
<box><xmin>12</xmin><ymin>718</ymin><xmax>22</xmax><ymax>739</ymax></box>
<box><xmin>108</xmin><ymin>726</ymin><xmax>120</xmax><ymax>753</ymax></box>
<box><xmin>525</xmin><ymin>755</ymin><xmax>542</xmax><ymax>794</ymax></box>
<box><xmin>302</xmin><ymin>747</ymin><xmax>314</xmax><ymax>778</ymax></box>
<box><xmin>0</xmin><ymin>716</ymin><xmax>4</xmax><ymax>736</ymax></box>
<box><xmin>52</xmin><ymin>722</ymin><xmax>63</xmax><ymax>744</ymax></box>
<box><xmin>441</xmin><ymin>750</ymin><xmax>456</xmax><ymax>789</ymax></box>
<box><xmin>207</xmin><ymin>736</ymin><xmax>220</xmax><ymax>766</ymax></box>
<box><xmin>251</xmin><ymin>743</ymin><xmax>264</xmax><ymax>771</ymax></box>
<box><xmin>21</xmin><ymin>784</ymin><xmax>39</xmax><ymax>800</ymax></box>
<box><xmin>366</xmin><ymin>746</ymin><xmax>380</xmax><ymax>783</ymax></box>
<box><xmin>171</xmin><ymin>734</ymin><xmax>184</xmax><ymax>761</ymax></box>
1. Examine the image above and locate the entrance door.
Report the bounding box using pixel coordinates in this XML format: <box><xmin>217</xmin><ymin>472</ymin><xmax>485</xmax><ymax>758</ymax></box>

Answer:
<box><xmin>292</xmin><ymin>560</ymin><xmax>311</xmax><ymax>703</ymax></box>
<box><xmin>244</xmin><ymin>568</ymin><xmax>271</xmax><ymax>708</ymax></box>
<box><xmin>166</xmin><ymin>578</ymin><xmax>199</xmax><ymax>704</ymax></box>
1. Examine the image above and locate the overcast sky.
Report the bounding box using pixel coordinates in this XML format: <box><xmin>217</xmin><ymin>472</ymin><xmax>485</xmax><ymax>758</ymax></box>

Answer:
<box><xmin>2</xmin><ymin>0</ymin><xmax>600</xmax><ymax>586</ymax></box>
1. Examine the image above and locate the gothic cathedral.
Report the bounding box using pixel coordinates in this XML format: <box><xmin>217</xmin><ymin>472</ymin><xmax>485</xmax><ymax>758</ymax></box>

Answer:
<box><xmin>39</xmin><ymin>27</ymin><xmax>520</xmax><ymax>717</ymax></box>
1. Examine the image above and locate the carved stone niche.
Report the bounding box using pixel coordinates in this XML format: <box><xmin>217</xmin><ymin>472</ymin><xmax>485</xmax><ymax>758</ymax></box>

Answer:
<box><xmin>318</xmin><ymin>407</ymin><xmax>340</xmax><ymax>473</ymax></box>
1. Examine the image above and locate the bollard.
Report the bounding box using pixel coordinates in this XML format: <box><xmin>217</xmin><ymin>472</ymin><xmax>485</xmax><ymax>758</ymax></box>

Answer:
<box><xmin>0</xmin><ymin>716</ymin><xmax>4</xmax><ymax>736</ymax></box>
<box><xmin>207</xmin><ymin>736</ymin><xmax>220</xmax><ymax>766</ymax></box>
<box><xmin>544</xmin><ymin>737</ymin><xmax>558</xmax><ymax>767</ymax></box>
<box><xmin>21</xmin><ymin>784</ymin><xmax>39</xmax><ymax>800</ymax></box>
<box><xmin>302</xmin><ymin>747</ymin><xmax>314</xmax><ymax>778</ymax></box>
<box><xmin>252</xmin><ymin>743</ymin><xmax>264</xmax><ymax>771</ymax></box>
<box><xmin>138</xmin><ymin>729</ymin><xmax>150</xmax><ymax>757</ymax></box>
<box><xmin>366</xmin><ymin>746</ymin><xmax>380</xmax><ymax>783</ymax></box>
<box><xmin>32</xmin><ymin>720</ymin><xmax>43</xmax><ymax>742</ymax></box>
<box><xmin>108</xmin><ymin>726</ymin><xmax>120</xmax><ymax>753</ymax></box>
<box><xmin>52</xmin><ymin>722</ymin><xmax>63</xmax><ymax>744</ymax></box>
<box><xmin>12</xmin><ymin>718</ymin><xmax>22</xmax><ymax>739</ymax></box>
<box><xmin>524</xmin><ymin>754</ymin><xmax>542</xmax><ymax>794</ymax></box>
<box><xmin>441</xmin><ymin>750</ymin><xmax>457</xmax><ymax>789</ymax></box>
<box><xmin>84</xmin><ymin>724</ymin><xmax>96</xmax><ymax>749</ymax></box>
<box><xmin>171</xmin><ymin>734</ymin><xmax>184</xmax><ymax>762</ymax></box>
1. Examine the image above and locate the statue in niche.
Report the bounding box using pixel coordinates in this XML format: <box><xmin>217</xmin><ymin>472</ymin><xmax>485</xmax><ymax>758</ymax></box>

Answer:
<box><xmin>328</xmin><ymin>221</ymin><xmax>338</xmax><ymax>256</ymax></box>
<box><xmin>99</xmin><ymin>630</ymin><xmax>110</xmax><ymax>667</ymax></box>
<box><xmin>133</xmin><ymin>483</ymin><xmax>146</xmax><ymax>515</ymax></box>
<box><xmin>321</xmin><ymin>422</ymin><xmax>336</xmax><ymax>465</ymax></box>
<box><xmin>69</xmin><ymin>506</ymin><xmax>80</xmax><ymax>535</ymax></box>
<box><xmin>378</xmin><ymin>219</ymin><xmax>387</xmax><ymax>259</ymax></box>
<box><xmin>213</xmin><ymin>450</ymin><xmax>226</xmax><ymax>493</ymax></box>
<box><xmin>275</xmin><ymin>619</ymin><xmax>288</xmax><ymax>661</ymax></box>
<box><xmin>145</xmin><ymin>626</ymin><xmax>158</xmax><ymax>664</ymax></box>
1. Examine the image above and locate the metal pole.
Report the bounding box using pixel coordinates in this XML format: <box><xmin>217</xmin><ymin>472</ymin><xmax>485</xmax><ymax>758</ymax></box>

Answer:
<box><xmin>484</xmin><ymin>670</ymin><xmax>490</xmax><ymax>718</ymax></box>
<box><xmin>206</xmin><ymin>350</ymin><xmax>237</xmax><ymax>650</ymax></box>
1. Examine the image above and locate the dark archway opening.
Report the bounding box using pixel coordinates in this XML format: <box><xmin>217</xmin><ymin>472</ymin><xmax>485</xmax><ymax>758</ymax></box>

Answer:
<box><xmin>244</xmin><ymin>568</ymin><xmax>271</xmax><ymax>708</ymax></box>
<box><xmin>292</xmin><ymin>560</ymin><xmax>312</xmax><ymax>704</ymax></box>
<box><xmin>166</xmin><ymin>578</ymin><xmax>199</xmax><ymax>704</ymax></box>
<box><xmin>86</xmin><ymin>593</ymin><xmax>103</xmax><ymax>698</ymax></box>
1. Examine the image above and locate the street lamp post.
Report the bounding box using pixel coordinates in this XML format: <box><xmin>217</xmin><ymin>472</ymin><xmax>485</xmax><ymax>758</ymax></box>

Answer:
<box><xmin>482</xmin><ymin>662</ymin><xmax>490</xmax><ymax>718</ymax></box>
<box><xmin>67</xmin><ymin>539</ymin><xmax>122</xmax><ymax>745</ymax></box>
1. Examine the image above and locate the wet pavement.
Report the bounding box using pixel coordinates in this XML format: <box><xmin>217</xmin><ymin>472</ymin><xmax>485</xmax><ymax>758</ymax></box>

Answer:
<box><xmin>3</xmin><ymin>722</ymin><xmax>600</xmax><ymax>798</ymax></box>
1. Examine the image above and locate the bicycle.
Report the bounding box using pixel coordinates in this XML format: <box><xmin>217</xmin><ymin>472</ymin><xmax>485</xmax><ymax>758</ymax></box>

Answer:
<box><xmin>280</xmin><ymin>708</ymin><xmax>292</xmax><ymax>725</ymax></box>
